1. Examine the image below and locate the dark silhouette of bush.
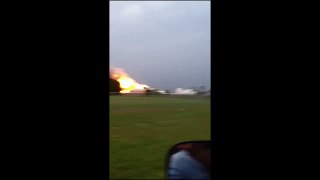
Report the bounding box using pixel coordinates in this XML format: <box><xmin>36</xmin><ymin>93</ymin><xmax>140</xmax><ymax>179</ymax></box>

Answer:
<box><xmin>145</xmin><ymin>88</ymin><xmax>152</xmax><ymax>95</ymax></box>
<box><xmin>144</xmin><ymin>88</ymin><xmax>161</xmax><ymax>95</ymax></box>
<box><xmin>110</xmin><ymin>78</ymin><xmax>121</xmax><ymax>93</ymax></box>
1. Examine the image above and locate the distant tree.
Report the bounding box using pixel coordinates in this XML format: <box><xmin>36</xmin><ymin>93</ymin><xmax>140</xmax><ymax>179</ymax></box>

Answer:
<box><xmin>145</xmin><ymin>88</ymin><xmax>152</xmax><ymax>95</ymax></box>
<box><xmin>109</xmin><ymin>78</ymin><xmax>121</xmax><ymax>93</ymax></box>
<box><xmin>144</xmin><ymin>88</ymin><xmax>161</xmax><ymax>95</ymax></box>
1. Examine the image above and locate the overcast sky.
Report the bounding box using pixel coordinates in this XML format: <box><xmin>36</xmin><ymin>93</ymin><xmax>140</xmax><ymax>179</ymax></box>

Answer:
<box><xmin>110</xmin><ymin>1</ymin><xmax>210</xmax><ymax>91</ymax></box>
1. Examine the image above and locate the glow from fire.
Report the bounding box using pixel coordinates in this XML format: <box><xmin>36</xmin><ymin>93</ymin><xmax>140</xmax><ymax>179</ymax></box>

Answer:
<box><xmin>110</xmin><ymin>67</ymin><xmax>149</xmax><ymax>93</ymax></box>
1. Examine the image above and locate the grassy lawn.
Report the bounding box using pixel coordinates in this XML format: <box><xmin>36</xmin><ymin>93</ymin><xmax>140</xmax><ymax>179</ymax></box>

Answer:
<box><xmin>110</xmin><ymin>95</ymin><xmax>211</xmax><ymax>179</ymax></box>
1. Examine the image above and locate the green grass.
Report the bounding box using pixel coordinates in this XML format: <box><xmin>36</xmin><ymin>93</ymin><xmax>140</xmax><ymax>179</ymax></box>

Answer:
<box><xmin>110</xmin><ymin>95</ymin><xmax>211</xmax><ymax>179</ymax></box>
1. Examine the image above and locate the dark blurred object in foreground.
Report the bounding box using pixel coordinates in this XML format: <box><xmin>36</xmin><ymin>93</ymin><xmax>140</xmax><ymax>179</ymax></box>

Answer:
<box><xmin>166</xmin><ymin>141</ymin><xmax>211</xmax><ymax>180</ymax></box>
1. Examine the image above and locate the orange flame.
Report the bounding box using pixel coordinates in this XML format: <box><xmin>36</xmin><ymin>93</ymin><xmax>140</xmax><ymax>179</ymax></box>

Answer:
<box><xmin>110</xmin><ymin>67</ymin><xmax>149</xmax><ymax>93</ymax></box>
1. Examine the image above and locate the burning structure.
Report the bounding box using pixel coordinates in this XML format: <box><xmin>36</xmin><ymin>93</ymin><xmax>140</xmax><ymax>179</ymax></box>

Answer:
<box><xmin>110</xmin><ymin>67</ymin><xmax>150</xmax><ymax>94</ymax></box>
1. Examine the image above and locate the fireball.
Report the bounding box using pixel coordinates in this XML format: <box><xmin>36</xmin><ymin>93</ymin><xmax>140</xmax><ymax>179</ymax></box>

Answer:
<box><xmin>110</xmin><ymin>67</ymin><xmax>149</xmax><ymax>93</ymax></box>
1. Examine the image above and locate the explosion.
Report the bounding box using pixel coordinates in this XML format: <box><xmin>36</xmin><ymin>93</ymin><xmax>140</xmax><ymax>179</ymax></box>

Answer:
<box><xmin>110</xmin><ymin>67</ymin><xmax>149</xmax><ymax>93</ymax></box>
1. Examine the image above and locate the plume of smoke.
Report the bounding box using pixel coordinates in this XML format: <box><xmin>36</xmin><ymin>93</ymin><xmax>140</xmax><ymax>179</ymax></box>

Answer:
<box><xmin>110</xmin><ymin>67</ymin><xmax>129</xmax><ymax>79</ymax></box>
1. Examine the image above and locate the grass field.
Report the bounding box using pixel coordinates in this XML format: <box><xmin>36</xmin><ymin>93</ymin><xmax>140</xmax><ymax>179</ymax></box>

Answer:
<box><xmin>110</xmin><ymin>95</ymin><xmax>211</xmax><ymax>179</ymax></box>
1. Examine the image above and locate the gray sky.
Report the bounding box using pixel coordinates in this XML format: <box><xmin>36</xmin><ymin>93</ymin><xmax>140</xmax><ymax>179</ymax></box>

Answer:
<box><xmin>110</xmin><ymin>1</ymin><xmax>210</xmax><ymax>91</ymax></box>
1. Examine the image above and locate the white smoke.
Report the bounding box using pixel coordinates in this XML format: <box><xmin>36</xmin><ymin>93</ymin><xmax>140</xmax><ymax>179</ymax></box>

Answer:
<box><xmin>173</xmin><ymin>88</ymin><xmax>197</xmax><ymax>95</ymax></box>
